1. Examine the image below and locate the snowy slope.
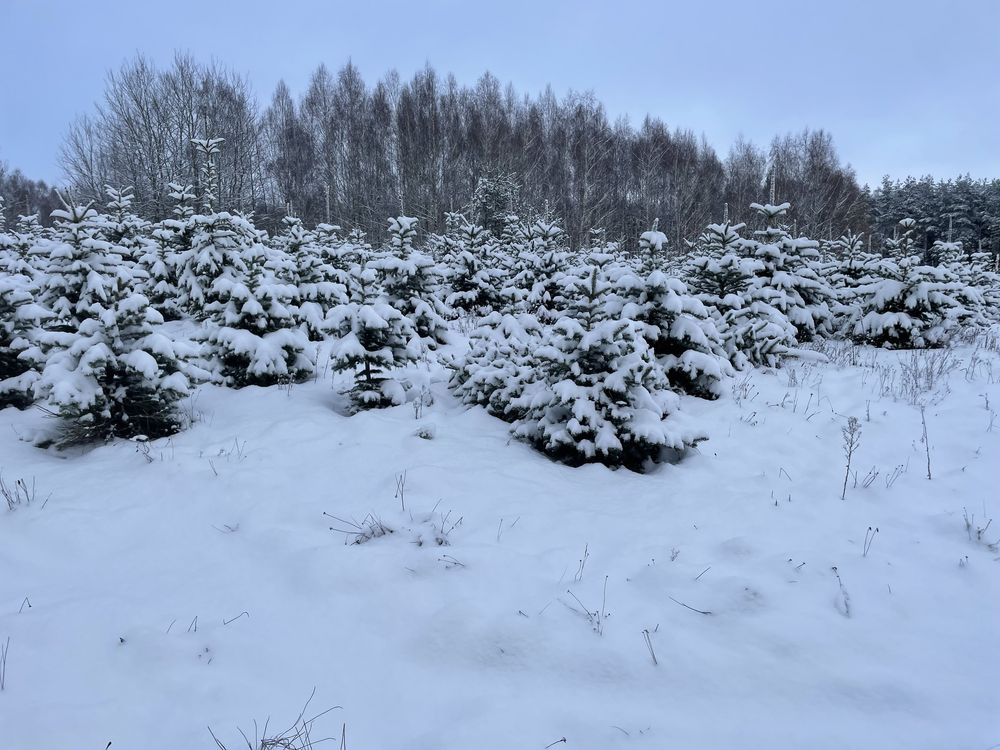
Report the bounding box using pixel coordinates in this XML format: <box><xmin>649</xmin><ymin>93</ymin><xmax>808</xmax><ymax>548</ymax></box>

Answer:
<box><xmin>1</xmin><ymin>336</ymin><xmax>999</xmax><ymax>749</ymax></box>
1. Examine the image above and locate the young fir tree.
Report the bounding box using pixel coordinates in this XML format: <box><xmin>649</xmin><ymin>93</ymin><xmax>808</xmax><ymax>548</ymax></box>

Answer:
<box><xmin>192</xmin><ymin>137</ymin><xmax>225</xmax><ymax>212</ymax></box>
<box><xmin>34</xmin><ymin>240</ymin><xmax>189</xmax><ymax>446</ymax></box>
<box><xmin>450</xmin><ymin>311</ymin><xmax>545</xmax><ymax>422</ymax></box>
<box><xmin>508</xmin><ymin>261</ymin><xmax>700</xmax><ymax>471</ymax></box>
<box><xmin>278</xmin><ymin>216</ymin><xmax>347</xmax><ymax>339</ymax></box>
<box><xmin>744</xmin><ymin>202</ymin><xmax>834</xmax><ymax>343</ymax></box>
<box><xmin>329</xmin><ymin>264</ymin><xmax>422</xmax><ymax>411</ymax></box>
<box><xmin>442</xmin><ymin>219</ymin><xmax>503</xmax><ymax>313</ymax></box>
<box><xmin>153</xmin><ymin>182</ymin><xmax>197</xmax><ymax>254</ymax></box>
<box><xmin>370</xmin><ymin>216</ymin><xmax>451</xmax><ymax>347</ymax></box>
<box><xmin>468</xmin><ymin>169</ymin><xmax>519</xmax><ymax>236</ymax></box>
<box><xmin>36</xmin><ymin>200</ymin><xmax>119</xmax><ymax>331</ymax></box>
<box><xmin>523</xmin><ymin>219</ymin><xmax>572</xmax><ymax>322</ymax></box>
<box><xmin>104</xmin><ymin>185</ymin><xmax>149</xmax><ymax>260</ymax></box>
<box><xmin>636</xmin><ymin>218</ymin><xmax>670</xmax><ymax>275</ymax></box>
<box><xmin>13</xmin><ymin>213</ymin><xmax>46</xmax><ymax>267</ymax></box>
<box><xmin>175</xmin><ymin>212</ymin><xmax>262</xmax><ymax>317</ymax></box>
<box><xmin>825</xmin><ymin>231</ymin><xmax>896</xmax><ymax>335</ymax></box>
<box><xmin>627</xmin><ymin>269</ymin><xmax>731</xmax><ymax>399</ymax></box>
<box><xmin>203</xmin><ymin>248</ymin><xmax>315</xmax><ymax>387</ymax></box>
<box><xmin>0</xmin><ymin>273</ymin><xmax>51</xmax><ymax>409</ymax></box>
<box><xmin>0</xmin><ymin>196</ymin><xmax>16</xmax><ymax>273</ymax></box>
<box><xmin>850</xmin><ymin>250</ymin><xmax>982</xmax><ymax>348</ymax></box>
<box><xmin>884</xmin><ymin>218</ymin><xmax>921</xmax><ymax>263</ymax></box>
<box><xmin>139</xmin><ymin>183</ymin><xmax>196</xmax><ymax>320</ymax></box>
<box><xmin>332</xmin><ymin>227</ymin><xmax>369</xmax><ymax>271</ymax></box>
<box><xmin>496</xmin><ymin>213</ymin><xmax>533</xmax><ymax>313</ymax></box>
<box><xmin>965</xmin><ymin>248</ymin><xmax>1000</xmax><ymax>321</ymax></box>
<box><xmin>683</xmin><ymin>219</ymin><xmax>796</xmax><ymax>370</ymax></box>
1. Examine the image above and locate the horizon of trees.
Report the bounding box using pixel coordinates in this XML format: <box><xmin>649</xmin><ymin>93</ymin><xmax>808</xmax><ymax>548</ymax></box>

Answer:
<box><xmin>1</xmin><ymin>53</ymin><xmax>998</xmax><ymax>255</ymax></box>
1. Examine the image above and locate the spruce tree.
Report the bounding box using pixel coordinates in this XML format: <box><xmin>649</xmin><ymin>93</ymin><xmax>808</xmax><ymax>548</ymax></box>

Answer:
<box><xmin>442</xmin><ymin>219</ymin><xmax>502</xmax><ymax>313</ymax></box>
<box><xmin>203</xmin><ymin>249</ymin><xmax>315</xmax><ymax>387</ymax></box>
<box><xmin>175</xmin><ymin>212</ymin><xmax>259</xmax><ymax>317</ymax></box>
<box><xmin>851</xmin><ymin>252</ymin><xmax>982</xmax><ymax>348</ymax></box>
<box><xmin>509</xmin><ymin>262</ymin><xmax>699</xmax><ymax>470</ymax></box>
<box><xmin>192</xmin><ymin>137</ymin><xmax>225</xmax><ymax>212</ymax></box>
<box><xmin>329</xmin><ymin>264</ymin><xmax>421</xmax><ymax>411</ymax></box>
<box><xmin>104</xmin><ymin>185</ymin><xmax>149</xmax><ymax>260</ymax></box>
<box><xmin>34</xmin><ymin>242</ymin><xmax>189</xmax><ymax>446</ymax></box>
<box><xmin>523</xmin><ymin>219</ymin><xmax>571</xmax><ymax>322</ymax></box>
<box><xmin>629</xmin><ymin>270</ymin><xmax>731</xmax><ymax>399</ymax></box>
<box><xmin>637</xmin><ymin>218</ymin><xmax>670</xmax><ymax>274</ymax></box>
<box><xmin>370</xmin><ymin>216</ymin><xmax>451</xmax><ymax>347</ymax></box>
<box><xmin>450</xmin><ymin>311</ymin><xmax>544</xmax><ymax>422</ymax></box>
<box><xmin>0</xmin><ymin>274</ymin><xmax>50</xmax><ymax>409</ymax></box>
<box><xmin>36</xmin><ymin>200</ymin><xmax>118</xmax><ymax>331</ymax></box>
<box><xmin>683</xmin><ymin>219</ymin><xmax>795</xmax><ymax>369</ymax></box>
<box><xmin>743</xmin><ymin>202</ymin><xmax>834</xmax><ymax>342</ymax></box>
<box><xmin>280</xmin><ymin>216</ymin><xmax>347</xmax><ymax>340</ymax></box>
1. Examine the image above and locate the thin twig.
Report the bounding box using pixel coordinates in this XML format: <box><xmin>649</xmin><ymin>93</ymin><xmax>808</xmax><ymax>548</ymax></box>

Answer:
<box><xmin>668</xmin><ymin>596</ymin><xmax>712</xmax><ymax>615</ymax></box>
<box><xmin>642</xmin><ymin>629</ymin><xmax>657</xmax><ymax>665</ymax></box>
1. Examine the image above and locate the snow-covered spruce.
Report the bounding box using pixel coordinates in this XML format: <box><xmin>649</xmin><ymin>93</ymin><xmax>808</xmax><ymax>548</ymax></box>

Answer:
<box><xmin>277</xmin><ymin>216</ymin><xmax>347</xmax><ymax>340</ymax></box>
<box><xmin>370</xmin><ymin>216</ymin><xmax>451</xmax><ymax>347</ymax></box>
<box><xmin>136</xmin><ymin>231</ymin><xmax>182</xmax><ymax>321</ymax></box>
<box><xmin>329</xmin><ymin>265</ymin><xmax>422</xmax><ymax>411</ymax></box>
<box><xmin>824</xmin><ymin>231</ymin><xmax>895</xmax><ymax>335</ymax></box>
<box><xmin>437</xmin><ymin>217</ymin><xmax>503</xmax><ymax>314</ymax></box>
<box><xmin>449</xmin><ymin>311</ymin><xmax>545</xmax><ymax>422</ymax></box>
<box><xmin>636</xmin><ymin>218</ymin><xmax>670</xmax><ymax>274</ymax></box>
<box><xmin>175</xmin><ymin>212</ymin><xmax>261</xmax><ymax>317</ymax></box>
<box><xmin>627</xmin><ymin>269</ymin><xmax>731</xmax><ymax>398</ymax></box>
<box><xmin>11</xmin><ymin>213</ymin><xmax>47</xmax><ymax>272</ymax></box>
<box><xmin>0</xmin><ymin>273</ymin><xmax>51</xmax><ymax>409</ymax></box>
<box><xmin>850</xmin><ymin>257</ymin><xmax>983</xmax><ymax>349</ymax></box>
<box><xmin>508</xmin><ymin>264</ymin><xmax>702</xmax><ymax>470</ymax></box>
<box><xmin>103</xmin><ymin>185</ymin><xmax>150</xmax><ymax>261</ymax></box>
<box><xmin>683</xmin><ymin>219</ymin><xmax>796</xmax><ymax>369</ymax></box>
<box><xmin>523</xmin><ymin>219</ymin><xmax>572</xmax><ymax>322</ymax></box>
<box><xmin>139</xmin><ymin>183</ymin><xmax>197</xmax><ymax>320</ymax></box>
<box><xmin>744</xmin><ymin>202</ymin><xmax>834</xmax><ymax>343</ymax></box>
<box><xmin>203</xmin><ymin>252</ymin><xmax>315</xmax><ymax>388</ymax></box>
<box><xmin>0</xmin><ymin>197</ymin><xmax>36</xmax><ymax>277</ymax></box>
<box><xmin>33</xmin><ymin>257</ymin><xmax>189</xmax><ymax>447</ymax></box>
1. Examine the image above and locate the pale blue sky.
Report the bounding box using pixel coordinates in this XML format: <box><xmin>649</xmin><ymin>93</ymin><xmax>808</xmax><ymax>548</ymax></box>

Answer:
<box><xmin>1</xmin><ymin>0</ymin><xmax>997</xmax><ymax>187</ymax></box>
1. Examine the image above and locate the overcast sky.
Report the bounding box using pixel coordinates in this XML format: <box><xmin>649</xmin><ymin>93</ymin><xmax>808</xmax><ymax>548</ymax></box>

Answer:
<box><xmin>2</xmin><ymin>0</ymin><xmax>998</xmax><ymax>188</ymax></box>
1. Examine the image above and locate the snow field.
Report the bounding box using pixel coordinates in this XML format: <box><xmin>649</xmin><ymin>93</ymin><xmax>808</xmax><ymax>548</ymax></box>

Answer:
<box><xmin>2</xmin><ymin>336</ymin><xmax>999</xmax><ymax>749</ymax></box>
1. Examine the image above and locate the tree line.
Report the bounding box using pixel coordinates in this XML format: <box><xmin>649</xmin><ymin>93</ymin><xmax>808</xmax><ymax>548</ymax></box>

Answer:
<box><xmin>0</xmin><ymin>53</ymin><xmax>997</xmax><ymax>257</ymax></box>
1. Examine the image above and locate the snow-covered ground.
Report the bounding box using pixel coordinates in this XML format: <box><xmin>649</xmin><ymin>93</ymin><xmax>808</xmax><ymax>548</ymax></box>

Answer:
<box><xmin>2</xmin><ymin>335</ymin><xmax>999</xmax><ymax>749</ymax></box>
